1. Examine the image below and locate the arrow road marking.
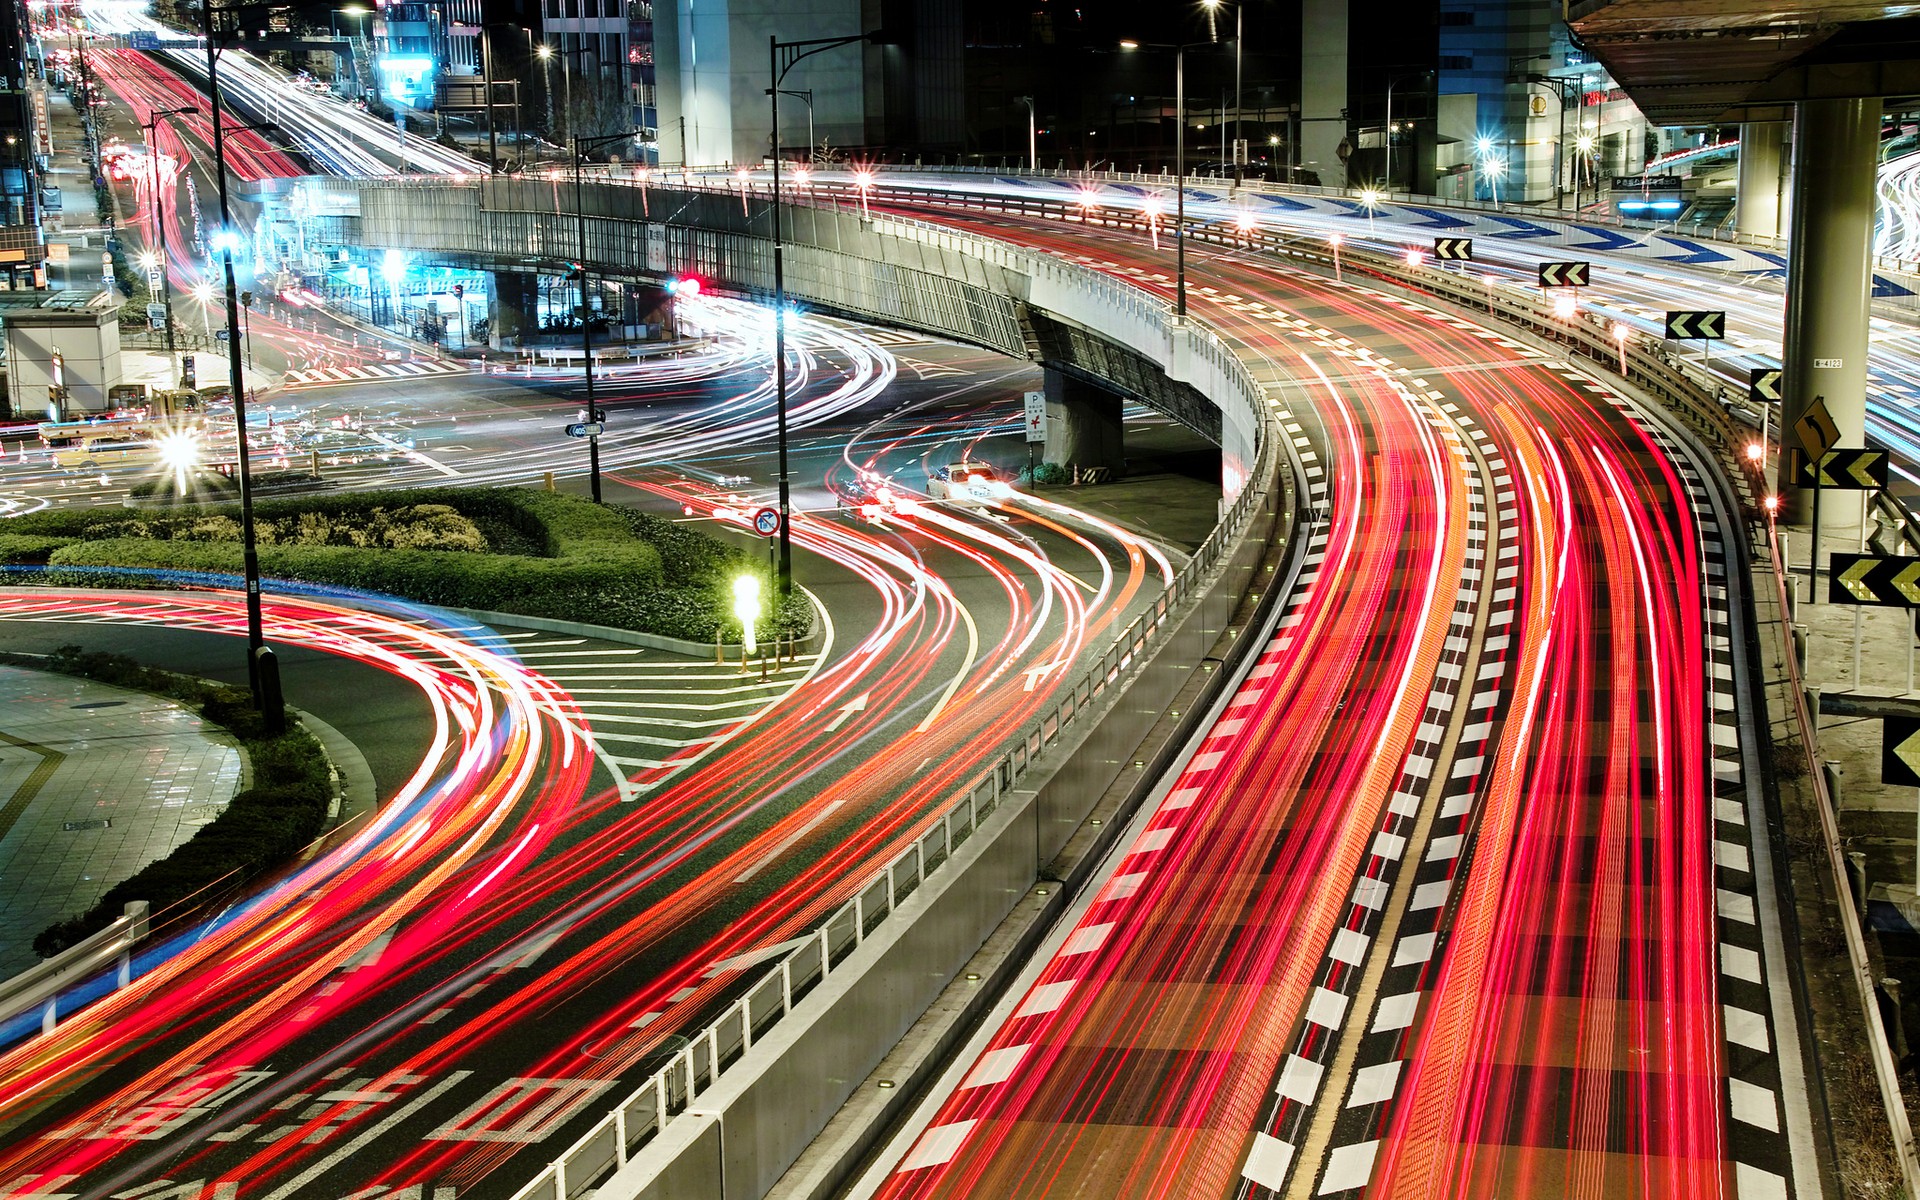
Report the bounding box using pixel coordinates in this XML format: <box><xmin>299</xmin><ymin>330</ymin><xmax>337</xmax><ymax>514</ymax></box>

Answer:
<box><xmin>1022</xmin><ymin>661</ymin><xmax>1064</xmax><ymax>692</ymax></box>
<box><xmin>825</xmin><ymin>692</ymin><xmax>870</xmax><ymax>731</ymax></box>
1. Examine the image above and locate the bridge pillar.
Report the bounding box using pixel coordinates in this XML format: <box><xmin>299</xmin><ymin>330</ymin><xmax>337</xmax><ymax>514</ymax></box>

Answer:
<box><xmin>1782</xmin><ymin>98</ymin><xmax>1878</xmax><ymax>532</ymax></box>
<box><xmin>488</xmin><ymin>270</ymin><xmax>538</xmax><ymax>350</ymax></box>
<box><xmin>1043</xmin><ymin>369</ymin><xmax>1125</xmax><ymax>482</ymax></box>
<box><xmin>1736</xmin><ymin>121</ymin><xmax>1787</xmax><ymax>240</ymax></box>
<box><xmin>1299</xmin><ymin>0</ymin><xmax>1349</xmax><ymax>188</ymax></box>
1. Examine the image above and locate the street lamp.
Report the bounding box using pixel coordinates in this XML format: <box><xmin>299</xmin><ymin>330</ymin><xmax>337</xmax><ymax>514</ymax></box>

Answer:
<box><xmin>777</xmin><ymin>88</ymin><xmax>815</xmax><ymax>162</ymax></box>
<box><xmin>543</xmin><ymin>45</ymin><xmax>598</xmax><ymax>160</ymax></box>
<box><xmin>1200</xmin><ymin>0</ymin><xmax>1242</xmax><ymax>186</ymax></box>
<box><xmin>769</xmin><ymin>28</ymin><xmax>889</xmax><ymax>598</ymax></box>
<box><xmin>200</xmin><ymin>0</ymin><xmax>281</xmax><ymax>729</ymax></box>
<box><xmin>572</xmin><ymin>127</ymin><xmax>637</xmax><ymax>504</ymax></box>
<box><xmin>1013</xmin><ymin>95</ymin><xmax>1036</xmax><ymax>172</ymax></box>
<box><xmin>1120</xmin><ymin>32</ymin><xmax>1222</xmax><ymax>319</ymax></box>
<box><xmin>140</xmin><ymin>104</ymin><xmax>195</xmax><ymax>383</ymax></box>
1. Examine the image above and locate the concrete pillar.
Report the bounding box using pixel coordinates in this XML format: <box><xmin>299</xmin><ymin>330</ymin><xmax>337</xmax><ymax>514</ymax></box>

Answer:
<box><xmin>1042</xmin><ymin>368</ymin><xmax>1125</xmax><ymax>481</ymax></box>
<box><xmin>1299</xmin><ymin>0</ymin><xmax>1348</xmax><ymax>189</ymax></box>
<box><xmin>488</xmin><ymin>270</ymin><xmax>538</xmax><ymax>351</ymax></box>
<box><xmin>1736</xmin><ymin>121</ymin><xmax>1787</xmax><ymax>240</ymax></box>
<box><xmin>1782</xmin><ymin>98</ymin><xmax>1879</xmax><ymax>531</ymax></box>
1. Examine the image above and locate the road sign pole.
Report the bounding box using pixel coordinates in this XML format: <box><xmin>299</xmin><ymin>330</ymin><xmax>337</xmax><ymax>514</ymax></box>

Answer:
<box><xmin>1909</xmin><ymin>608</ymin><xmax>1916</xmax><ymax>695</ymax></box>
<box><xmin>1812</xmin><ymin>475</ymin><xmax>1824</xmax><ymax>604</ymax></box>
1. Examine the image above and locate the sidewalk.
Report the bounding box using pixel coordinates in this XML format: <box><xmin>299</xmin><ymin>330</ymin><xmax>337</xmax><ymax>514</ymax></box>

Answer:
<box><xmin>0</xmin><ymin>666</ymin><xmax>243</xmax><ymax>977</ymax></box>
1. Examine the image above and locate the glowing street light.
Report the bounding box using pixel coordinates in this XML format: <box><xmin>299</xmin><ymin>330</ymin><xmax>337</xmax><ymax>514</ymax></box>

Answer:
<box><xmin>1405</xmin><ymin>248</ymin><xmax>1424</xmax><ymax>268</ymax></box>
<box><xmin>1143</xmin><ymin>194</ymin><xmax>1163</xmax><ymax>249</ymax></box>
<box><xmin>853</xmin><ymin>167</ymin><xmax>876</xmax><ymax>219</ymax></box>
<box><xmin>733</xmin><ymin>574</ymin><xmax>761</xmax><ymax>666</ymax></box>
<box><xmin>1329</xmin><ymin>231</ymin><xmax>1343</xmax><ymax>281</ymax></box>
<box><xmin>1611</xmin><ymin>320</ymin><xmax>1630</xmax><ymax>373</ymax></box>
<box><xmin>1552</xmin><ymin>293</ymin><xmax>1576</xmax><ymax>319</ymax></box>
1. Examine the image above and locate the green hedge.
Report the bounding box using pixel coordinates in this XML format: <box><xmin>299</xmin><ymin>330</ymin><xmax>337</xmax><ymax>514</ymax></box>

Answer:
<box><xmin>3</xmin><ymin>487</ymin><xmax>809</xmax><ymax>641</ymax></box>
<box><xmin>12</xmin><ymin>646</ymin><xmax>334</xmax><ymax>956</ymax></box>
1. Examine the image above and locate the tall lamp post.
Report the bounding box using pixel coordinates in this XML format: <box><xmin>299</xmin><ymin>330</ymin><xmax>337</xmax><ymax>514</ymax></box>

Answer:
<box><xmin>1121</xmin><ymin>34</ymin><xmax>1220</xmax><ymax>319</ymax></box>
<box><xmin>1201</xmin><ymin>0</ymin><xmax>1241</xmax><ymax>187</ymax></box>
<box><xmin>572</xmin><ymin>127</ymin><xmax>636</xmax><ymax>503</ymax></box>
<box><xmin>1013</xmin><ymin>94</ymin><xmax>1036</xmax><ymax>171</ymax></box>
<box><xmin>769</xmin><ymin>28</ymin><xmax>887</xmax><ymax>598</ymax></box>
<box><xmin>542</xmin><ymin>44</ymin><xmax>597</xmax><ymax>153</ymax></box>
<box><xmin>140</xmin><ymin>104</ymin><xmax>195</xmax><ymax>382</ymax></box>
<box><xmin>200</xmin><ymin>0</ymin><xmax>281</xmax><ymax>729</ymax></box>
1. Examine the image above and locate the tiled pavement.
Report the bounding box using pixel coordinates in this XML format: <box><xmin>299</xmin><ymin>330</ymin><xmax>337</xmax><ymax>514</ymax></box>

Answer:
<box><xmin>0</xmin><ymin>667</ymin><xmax>242</xmax><ymax>977</ymax></box>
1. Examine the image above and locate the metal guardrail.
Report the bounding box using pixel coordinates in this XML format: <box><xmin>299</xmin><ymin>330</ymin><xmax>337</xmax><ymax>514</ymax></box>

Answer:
<box><xmin>508</xmin><ymin>291</ymin><xmax>1277</xmax><ymax>1200</ymax></box>
<box><xmin>0</xmin><ymin>901</ymin><xmax>148</xmax><ymax>1036</ymax></box>
<box><xmin>1769</xmin><ymin>515</ymin><xmax>1920</xmax><ymax>1193</ymax></box>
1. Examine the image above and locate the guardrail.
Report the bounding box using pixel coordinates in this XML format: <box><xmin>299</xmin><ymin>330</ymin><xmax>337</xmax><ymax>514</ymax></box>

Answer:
<box><xmin>509</xmin><ymin>290</ymin><xmax>1277</xmax><ymax>1200</ymax></box>
<box><xmin>0</xmin><ymin>901</ymin><xmax>148</xmax><ymax>1036</ymax></box>
<box><xmin>1768</xmin><ymin>511</ymin><xmax>1920</xmax><ymax>1192</ymax></box>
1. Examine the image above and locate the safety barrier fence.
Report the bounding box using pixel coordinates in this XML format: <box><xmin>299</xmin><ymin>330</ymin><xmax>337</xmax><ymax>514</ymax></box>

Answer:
<box><xmin>506</xmin><ymin>251</ymin><xmax>1277</xmax><ymax>1200</ymax></box>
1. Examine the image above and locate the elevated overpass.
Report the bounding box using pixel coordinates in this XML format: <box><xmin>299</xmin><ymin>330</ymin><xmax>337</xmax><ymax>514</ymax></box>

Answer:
<box><xmin>281</xmin><ymin>175</ymin><xmax>1268</xmax><ymax>492</ymax></box>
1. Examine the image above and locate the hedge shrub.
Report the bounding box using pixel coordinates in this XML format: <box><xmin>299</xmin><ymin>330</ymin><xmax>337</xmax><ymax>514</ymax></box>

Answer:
<box><xmin>14</xmin><ymin>646</ymin><xmax>334</xmax><ymax>956</ymax></box>
<box><xmin>3</xmin><ymin>487</ymin><xmax>809</xmax><ymax>640</ymax></box>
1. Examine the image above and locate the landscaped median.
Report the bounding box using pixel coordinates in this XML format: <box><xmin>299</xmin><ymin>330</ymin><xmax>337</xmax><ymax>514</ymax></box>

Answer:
<box><xmin>0</xmin><ymin>486</ymin><xmax>811</xmax><ymax>642</ymax></box>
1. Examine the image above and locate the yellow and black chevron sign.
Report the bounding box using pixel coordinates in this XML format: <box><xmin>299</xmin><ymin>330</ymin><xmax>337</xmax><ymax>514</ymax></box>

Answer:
<box><xmin>1885</xmin><ymin>715</ymin><xmax>1920</xmax><ymax>787</ymax></box>
<box><xmin>1828</xmin><ymin>551</ymin><xmax>1920</xmax><ymax>607</ymax></box>
<box><xmin>1796</xmin><ymin>448</ymin><xmax>1888</xmax><ymax>489</ymax></box>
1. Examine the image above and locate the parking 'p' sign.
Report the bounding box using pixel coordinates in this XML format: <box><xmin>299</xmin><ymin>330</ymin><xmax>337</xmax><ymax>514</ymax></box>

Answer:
<box><xmin>753</xmin><ymin>507</ymin><xmax>783</xmax><ymax>537</ymax></box>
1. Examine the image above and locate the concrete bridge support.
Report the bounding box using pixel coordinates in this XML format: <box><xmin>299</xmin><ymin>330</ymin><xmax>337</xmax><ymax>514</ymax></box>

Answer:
<box><xmin>488</xmin><ymin>270</ymin><xmax>539</xmax><ymax>350</ymax></box>
<box><xmin>1736</xmin><ymin>121</ymin><xmax>1787</xmax><ymax>241</ymax></box>
<box><xmin>1782</xmin><ymin>98</ymin><xmax>1878</xmax><ymax>533</ymax></box>
<box><xmin>1043</xmin><ymin>368</ymin><xmax>1125</xmax><ymax>482</ymax></box>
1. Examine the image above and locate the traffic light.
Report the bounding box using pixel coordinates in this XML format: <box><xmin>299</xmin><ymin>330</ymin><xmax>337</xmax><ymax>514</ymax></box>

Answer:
<box><xmin>565</xmin><ymin>263</ymin><xmax>585</xmax><ymax>282</ymax></box>
<box><xmin>665</xmin><ymin>275</ymin><xmax>702</xmax><ymax>297</ymax></box>
<box><xmin>453</xmin><ymin>283</ymin><xmax>465</xmax><ymax>299</ymax></box>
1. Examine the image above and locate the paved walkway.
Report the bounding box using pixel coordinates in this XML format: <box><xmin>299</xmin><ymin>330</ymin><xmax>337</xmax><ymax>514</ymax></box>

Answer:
<box><xmin>0</xmin><ymin>666</ymin><xmax>242</xmax><ymax>977</ymax></box>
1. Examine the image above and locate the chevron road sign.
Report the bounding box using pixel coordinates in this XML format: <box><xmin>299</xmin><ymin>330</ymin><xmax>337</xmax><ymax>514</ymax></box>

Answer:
<box><xmin>1885</xmin><ymin>715</ymin><xmax>1920</xmax><ymax>786</ymax></box>
<box><xmin>1664</xmin><ymin>310</ymin><xmax>1726</xmax><ymax>340</ymax></box>
<box><xmin>1748</xmin><ymin>367</ymin><xmax>1783</xmax><ymax>403</ymax></box>
<box><xmin>1432</xmin><ymin>237</ymin><xmax>1473</xmax><ymax>261</ymax></box>
<box><xmin>1793</xmin><ymin>395</ymin><xmax>1840</xmax><ymax>460</ymax></box>
<box><xmin>1796</xmin><ymin>448</ymin><xmax>1889</xmax><ymax>489</ymax></box>
<box><xmin>1537</xmin><ymin>260</ymin><xmax>1591</xmax><ymax>288</ymax></box>
<box><xmin>1827</xmin><ymin>552</ymin><xmax>1920</xmax><ymax>607</ymax></box>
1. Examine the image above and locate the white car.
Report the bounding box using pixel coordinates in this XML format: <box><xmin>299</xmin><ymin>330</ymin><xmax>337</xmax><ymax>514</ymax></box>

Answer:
<box><xmin>926</xmin><ymin>461</ymin><xmax>1010</xmax><ymax>502</ymax></box>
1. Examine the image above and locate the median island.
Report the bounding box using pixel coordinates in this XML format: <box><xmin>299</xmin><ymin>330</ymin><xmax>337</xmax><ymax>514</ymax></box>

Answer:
<box><xmin>0</xmin><ymin>486</ymin><xmax>810</xmax><ymax>643</ymax></box>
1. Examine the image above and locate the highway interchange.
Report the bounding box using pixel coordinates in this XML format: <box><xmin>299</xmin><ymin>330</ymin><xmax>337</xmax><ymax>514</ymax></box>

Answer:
<box><xmin>0</xmin><ymin>13</ymin><xmax>1891</xmax><ymax>1200</ymax></box>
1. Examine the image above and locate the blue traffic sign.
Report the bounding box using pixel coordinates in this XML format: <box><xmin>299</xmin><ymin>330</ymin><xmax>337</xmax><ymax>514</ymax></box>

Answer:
<box><xmin>564</xmin><ymin>421</ymin><xmax>603</xmax><ymax>438</ymax></box>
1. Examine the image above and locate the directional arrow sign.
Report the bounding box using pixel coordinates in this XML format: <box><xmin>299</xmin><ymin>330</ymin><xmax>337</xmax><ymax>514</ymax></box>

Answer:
<box><xmin>1432</xmin><ymin>237</ymin><xmax>1473</xmax><ymax>261</ymax></box>
<box><xmin>1885</xmin><ymin>715</ymin><xmax>1920</xmax><ymax>787</ymax></box>
<box><xmin>1664</xmin><ymin>310</ymin><xmax>1726</xmax><ymax>340</ymax></box>
<box><xmin>1896</xmin><ymin>560</ymin><xmax>1920</xmax><ymax>606</ymax></box>
<box><xmin>1795</xmin><ymin>448</ymin><xmax>1888</xmax><ymax>490</ymax></box>
<box><xmin>1794</xmin><ymin>395</ymin><xmax>1840</xmax><ymax>460</ymax></box>
<box><xmin>825</xmin><ymin>692</ymin><xmax>869</xmax><ymax>731</ymax></box>
<box><xmin>1827</xmin><ymin>552</ymin><xmax>1920</xmax><ymax>607</ymax></box>
<box><xmin>1748</xmin><ymin>367</ymin><xmax>1783</xmax><ymax>403</ymax></box>
<box><xmin>1837</xmin><ymin>556</ymin><xmax>1880</xmax><ymax>604</ymax></box>
<box><xmin>1537</xmin><ymin>260</ymin><xmax>1591</xmax><ymax>288</ymax></box>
